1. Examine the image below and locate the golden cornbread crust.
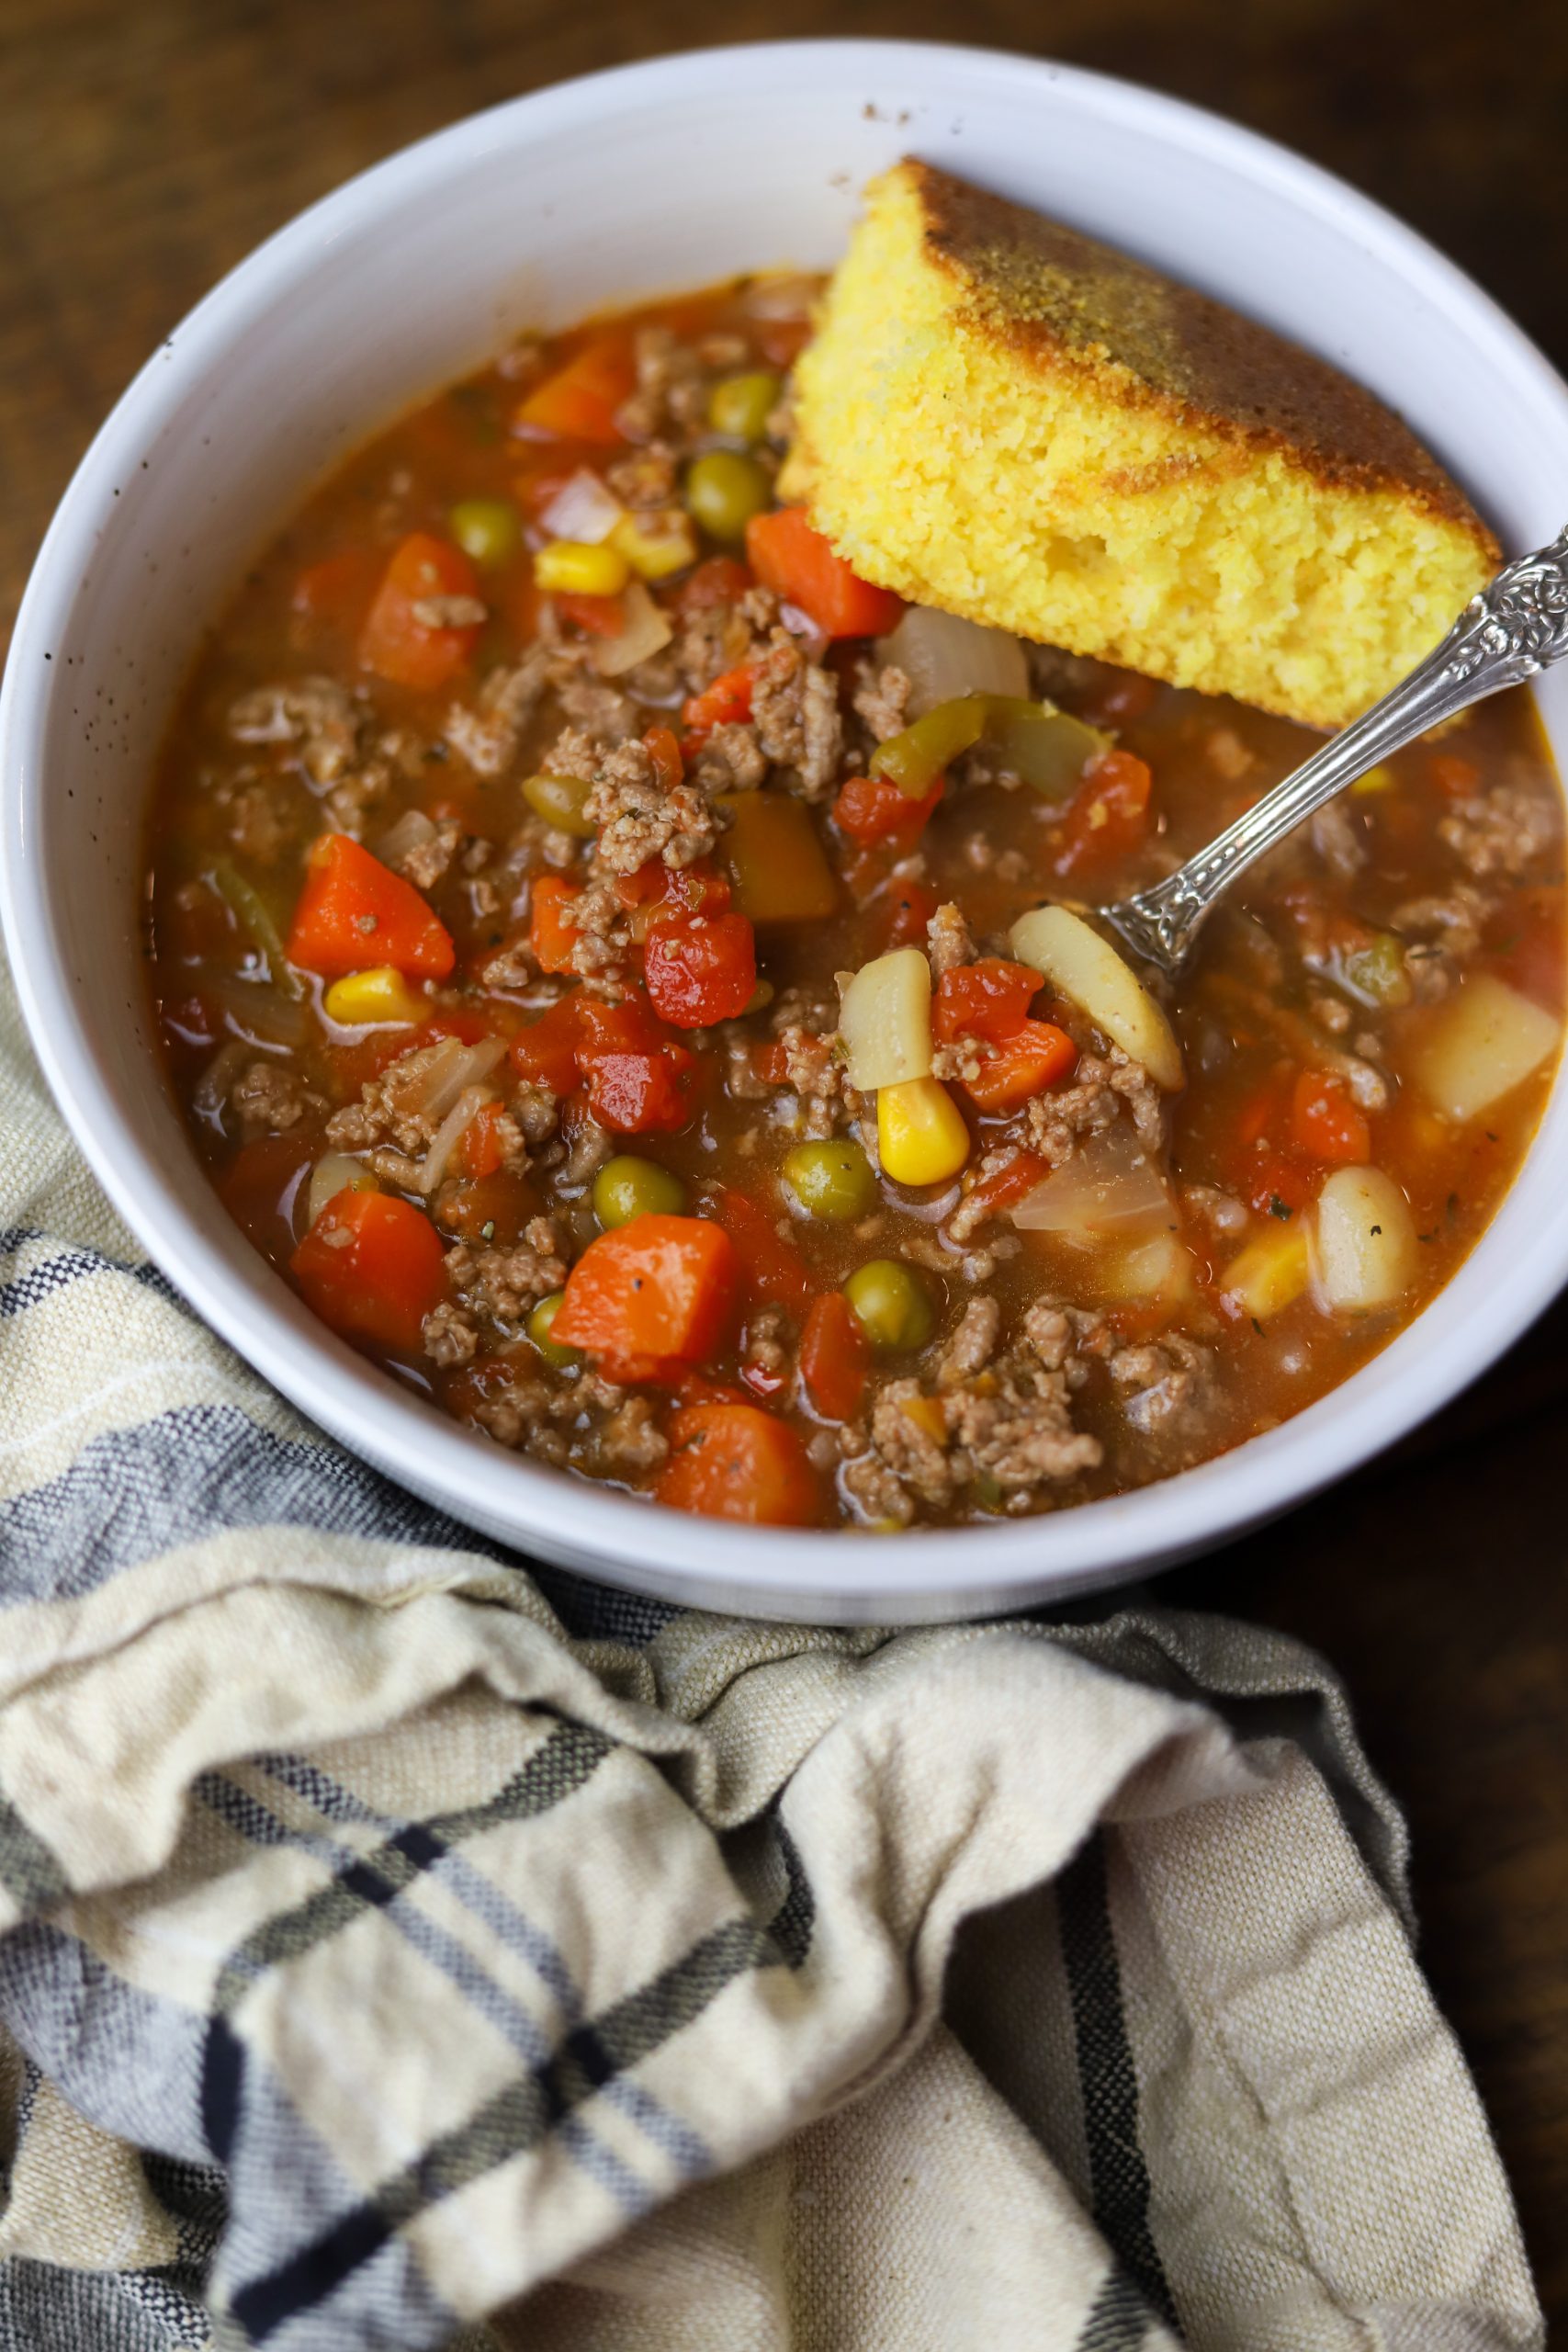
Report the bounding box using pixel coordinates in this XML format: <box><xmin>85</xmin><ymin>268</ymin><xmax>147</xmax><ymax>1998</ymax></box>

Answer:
<box><xmin>790</xmin><ymin>160</ymin><xmax>1500</xmax><ymax>729</ymax></box>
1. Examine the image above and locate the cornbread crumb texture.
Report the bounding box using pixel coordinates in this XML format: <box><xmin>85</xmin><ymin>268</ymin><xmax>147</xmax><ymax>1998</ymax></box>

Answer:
<box><xmin>790</xmin><ymin>159</ymin><xmax>1499</xmax><ymax>729</ymax></box>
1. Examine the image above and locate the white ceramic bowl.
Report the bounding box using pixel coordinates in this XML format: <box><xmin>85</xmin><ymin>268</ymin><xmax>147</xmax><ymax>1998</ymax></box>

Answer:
<box><xmin>5</xmin><ymin>40</ymin><xmax>1568</xmax><ymax>1623</ymax></box>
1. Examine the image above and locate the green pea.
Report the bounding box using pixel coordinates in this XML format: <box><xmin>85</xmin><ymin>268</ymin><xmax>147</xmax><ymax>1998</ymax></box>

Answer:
<box><xmin>527</xmin><ymin>1291</ymin><xmax>580</xmax><ymax>1367</ymax></box>
<box><xmin>592</xmin><ymin>1154</ymin><xmax>687</xmax><ymax>1229</ymax></box>
<box><xmin>684</xmin><ymin>450</ymin><xmax>773</xmax><ymax>545</ymax></box>
<box><xmin>843</xmin><ymin>1259</ymin><xmax>935</xmax><ymax>1353</ymax></box>
<box><xmin>783</xmin><ymin>1137</ymin><xmax>876</xmax><ymax>1223</ymax></box>
<box><xmin>523</xmin><ymin>773</ymin><xmax>595</xmax><ymax>837</ymax></box>
<box><xmin>450</xmin><ymin>497</ymin><xmax>522</xmax><ymax>569</ymax></box>
<box><xmin>708</xmin><ymin>370</ymin><xmax>782</xmax><ymax>443</ymax></box>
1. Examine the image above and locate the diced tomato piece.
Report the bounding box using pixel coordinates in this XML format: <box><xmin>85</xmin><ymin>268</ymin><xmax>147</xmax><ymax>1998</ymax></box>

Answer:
<box><xmin>220</xmin><ymin>1134</ymin><xmax>318</xmax><ymax>1263</ymax></box>
<box><xmin>753</xmin><ymin>1041</ymin><xmax>790</xmax><ymax>1086</ymax></box>
<box><xmin>682</xmin><ymin>665</ymin><xmax>755</xmax><ymax>739</ymax></box>
<box><xmin>963</xmin><ymin>1150</ymin><xmax>1051</xmax><ymax>1221</ymax></box>
<box><xmin>513</xmin><ymin>333</ymin><xmax>636</xmax><ymax>445</ymax></box>
<box><xmin>882</xmin><ymin>876</ymin><xmax>938</xmax><ymax>950</ymax></box>
<box><xmin>644</xmin><ymin>726</ymin><xmax>683</xmax><ymax>791</ymax></box>
<box><xmin>739</xmin><ymin>1354</ymin><xmax>789</xmax><ymax>1400</ymax></box>
<box><xmin>933</xmin><ymin>956</ymin><xmax>1045</xmax><ymax>1046</ymax></box>
<box><xmin>291</xmin><ymin>1191</ymin><xmax>447</xmax><ymax>1356</ymax></box>
<box><xmin>287</xmin><ymin>834</ymin><xmax>455</xmax><ymax>981</ymax></box>
<box><xmin>660</xmin><ymin>860</ymin><xmax>732</xmax><ymax>919</ymax></box>
<box><xmin>834</xmin><ymin>770</ymin><xmax>944</xmax><ymax>848</ymax></box>
<box><xmin>575</xmin><ymin>995</ymin><xmax>694</xmax><ymax>1134</ymax></box>
<box><xmin>292</xmin><ymin>548</ymin><xmax>375</xmax><ymax>630</ymax></box>
<box><xmin>702</xmin><ymin>1185</ymin><xmax>812</xmax><ymax>1312</ymax></box>
<box><xmin>675</xmin><ymin>556</ymin><xmax>753</xmax><ymax>612</ymax></box>
<box><xmin>1241</xmin><ymin>1148</ymin><xmax>1314</xmax><ymax>1219</ymax></box>
<box><xmin>799</xmin><ymin>1291</ymin><xmax>870</xmax><ymax>1423</ymax></box>
<box><xmin>1054</xmin><ymin>749</ymin><xmax>1154</xmax><ymax>877</ymax></box>
<box><xmin>745</xmin><ymin>508</ymin><xmax>903</xmax><ymax>639</ymax></box>
<box><xmin>645</xmin><ymin>909</ymin><xmax>757</xmax><ymax>1027</ymax></box>
<box><xmin>357</xmin><ymin>532</ymin><xmax>483</xmax><ymax>692</ymax></box>
<box><xmin>654</xmin><ymin>1403</ymin><xmax>819</xmax><ymax>1525</ymax></box>
<box><xmin>1290</xmin><ymin>1070</ymin><xmax>1371</xmax><ymax>1165</ymax></box>
<box><xmin>552</xmin><ymin>1215</ymin><xmax>740</xmax><ymax>1377</ymax></box>
<box><xmin>554</xmin><ymin>591</ymin><xmax>625</xmax><ymax>638</ymax></box>
<box><xmin>459</xmin><ymin>1101</ymin><xmax>511</xmax><ymax>1182</ymax></box>
<box><xmin>962</xmin><ymin>1021</ymin><xmax>1078</xmax><ymax>1114</ymax></box>
<box><xmin>530</xmin><ymin>876</ymin><xmax>583</xmax><ymax>975</ymax></box>
<box><xmin>510</xmin><ymin>996</ymin><xmax>583</xmax><ymax>1096</ymax></box>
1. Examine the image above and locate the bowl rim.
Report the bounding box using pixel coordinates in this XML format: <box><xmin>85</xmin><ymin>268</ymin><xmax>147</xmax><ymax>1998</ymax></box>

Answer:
<box><xmin>6</xmin><ymin>35</ymin><xmax>1568</xmax><ymax>1623</ymax></box>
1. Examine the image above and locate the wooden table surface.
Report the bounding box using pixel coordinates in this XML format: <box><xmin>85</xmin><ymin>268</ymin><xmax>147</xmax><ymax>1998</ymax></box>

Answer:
<box><xmin>6</xmin><ymin>0</ymin><xmax>1567</xmax><ymax>2324</ymax></box>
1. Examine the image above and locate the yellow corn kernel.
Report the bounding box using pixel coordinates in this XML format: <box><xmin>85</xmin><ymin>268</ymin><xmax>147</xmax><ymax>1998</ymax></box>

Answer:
<box><xmin>1221</xmin><ymin>1223</ymin><xmax>1311</xmax><ymax>1322</ymax></box>
<box><xmin>534</xmin><ymin>538</ymin><xmax>630</xmax><ymax>596</ymax></box>
<box><xmin>1350</xmin><ymin>763</ymin><xmax>1396</xmax><ymax>797</ymax></box>
<box><xmin>323</xmin><ymin>966</ymin><xmax>423</xmax><ymax>1027</ymax></box>
<box><xmin>610</xmin><ymin>509</ymin><xmax>698</xmax><ymax>582</ymax></box>
<box><xmin>877</xmin><ymin>1076</ymin><xmax>971</xmax><ymax>1187</ymax></box>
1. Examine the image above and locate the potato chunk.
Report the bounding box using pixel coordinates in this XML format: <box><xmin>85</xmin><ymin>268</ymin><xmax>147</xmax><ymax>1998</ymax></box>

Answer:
<box><xmin>1312</xmin><ymin>1167</ymin><xmax>1418</xmax><ymax>1313</ymax></box>
<box><xmin>1010</xmin><ymin>905</ymin><xmax>1184</xmax><ymax>1091</ymax></box>
<box><xmin>1414</xmin><ymin>973</ymin><xmax>1560</xmax><ymax>1123</ymax></box>
<box><xmin>839</xmin><ymin>947</ymin><xmax>932</xmax><ymax>1091</ymax></box>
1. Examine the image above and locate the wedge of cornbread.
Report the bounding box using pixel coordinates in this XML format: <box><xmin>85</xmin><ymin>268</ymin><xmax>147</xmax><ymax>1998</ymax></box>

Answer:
<box><xmin>786</xmin><ymin>160</ymin><xmax>1498</xmax><ymax>729</ymax></box>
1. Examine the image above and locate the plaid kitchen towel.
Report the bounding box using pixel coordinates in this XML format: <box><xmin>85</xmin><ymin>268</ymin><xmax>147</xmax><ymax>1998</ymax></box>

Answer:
<box><xmin>0</xmin><ymin>956</ymin><xmax>1541</xmax><ymax>2352</ymax></box>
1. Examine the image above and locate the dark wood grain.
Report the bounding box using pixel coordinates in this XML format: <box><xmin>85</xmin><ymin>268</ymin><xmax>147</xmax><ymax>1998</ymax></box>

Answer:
<box><xmin>4</xmin><ymin>0</ymin><xmax>1566</xmax><ymax>2323</ymax></box>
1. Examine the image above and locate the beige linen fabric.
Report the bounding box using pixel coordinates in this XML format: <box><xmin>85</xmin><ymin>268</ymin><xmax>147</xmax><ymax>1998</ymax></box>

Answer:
<box><xmin>0</xmin><ymin>963</ymin><xmax>1541</xmax><ymax>2352</ymax></box>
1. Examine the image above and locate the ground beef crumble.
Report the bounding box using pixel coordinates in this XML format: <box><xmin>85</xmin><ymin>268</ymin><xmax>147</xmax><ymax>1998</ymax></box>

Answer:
<box><xmin>230</xmin><ymin>1059</ymin><xmax>321</xmax><ymax>1136</ymax></box>
<box><xmin>750</xmin><ymin>629</ymin><xmax>843</xmax><ymax>801</ymax></box>
<box><xmin>1024</xmin><ymin>1051</ymin><xmax>1165</xmax><ymax>1166</ymax></box>
<box><xmin>584</xmin><ymin>738</ymin><xmax>722</xmax><ymax>873</ymax></box>
<box><xmin>1439</xmin><ymin>785</ymin><xmax>1556</xmax><ymax>878</ymax></box>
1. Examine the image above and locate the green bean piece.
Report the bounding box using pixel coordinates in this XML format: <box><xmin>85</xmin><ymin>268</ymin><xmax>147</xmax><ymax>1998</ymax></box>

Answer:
<box><xmin>843</xmin><ymin>1259</ymin><xmax>935</xmax><ymax>1352</ymax></box>
<box><xmin>449</xmin><ymin>497</ymin><xmax>522</xmax><ymax>569</ymax></box>
<box><xmin>592</xmin><ymin>1154</ymin><xmax>687</xmax><ymax>1229</ymax></box>
<box><xmin>783</xmin><ymin>1137</ymin><xmax>877</xmax><ymax>1223</ymax></box>
<box><xmin>527</xmin><ymin>1291</ymin><xmax>581</xmax><ymax>1367</ymax></box>
<box><xmin>522</xmin><ymin>773</ymin><xmax>596</xmax><ymax>838</ymax></box>
<box><xmin>707</xmin><ymin>370</ymin><xmax>782</xmax><ymax>443</ymax></box>
<box><xmin>209</xmin><ymin>857</ymin><xmax>306</xmax><ymax>1000</ymax></box>
<box><xmin>684</xmin><ymin>451</ymin><xmax>773</xmax><ymax>545</ymax></box>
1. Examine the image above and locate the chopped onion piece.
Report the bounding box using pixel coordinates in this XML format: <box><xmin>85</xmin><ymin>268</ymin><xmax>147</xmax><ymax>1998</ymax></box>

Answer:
<box><xmin>192</xmin><ymin>1038</ymin><xmax>255</xmax><ymax>1119</ymax></box>
<box><xmin>592</xmin><ymin>580</ymin><xmax>673</xmax><ymax>678</ymax></box>
<box><xmin>399</xmin><ymin>1035</ymin><xmax>508</xmax><ymax>1121</ymax></box>
<box><xmin>1011</xmin><ymin>1120</ymin><xmax>1174</xmax><ymax>1239</ymax></box>
<box><xmin>879</xmin><ymin>605</ymin><xmax>1029</xmax><ymax>718</ymax></box>
<box><xmin>374</xmin><ymin>808</ymin><xmax>438</xmax><ymax>869</ymax></box>
<box><xmin>539</xmin><ymin>468</ymin><xmax>626</xmax><ymax>546</ymax></box>
<box><xmin>416</xmin><ymin>1084</ymin><xmax>499</xmax><ymax>1194</ymax></box>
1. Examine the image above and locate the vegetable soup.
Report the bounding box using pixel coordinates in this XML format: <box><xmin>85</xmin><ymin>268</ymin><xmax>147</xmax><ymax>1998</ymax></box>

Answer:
<box><xmin>144</xmin><ymin>279</ymin><xmax>1565</xmax><ymax>1529</ymax></box>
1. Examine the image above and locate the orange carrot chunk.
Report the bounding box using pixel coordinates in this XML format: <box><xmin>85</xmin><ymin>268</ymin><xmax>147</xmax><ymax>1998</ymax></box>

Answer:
<box><xmin>291</xmin><ymin>1192</ymin><xmax>446</xmax><ymax>1356</ymax></box>
<box><xmin>551</xmin><ymin>1215</ymin><xmax>740</xmax><ymax>1379</ymax></box>
<box><xmin>513</xmin><ymin>334</ymin><xmax>636</xmax><ymax>445</ymax></box>
<box><xmin>745</xmin><ymin>508</ymin><xmax>904</xmax><ymax>639</ymax></box>
<box><xmin>287</xmin><ymin>834</ymin><xmax>455</xmax><ymax>981</ymax></box>
<box><xmin>357</xmin><ymin>532</ymin><xmax>483</xmax><ymax>692</ymax></box>
<box><xmin>654</xmin><ymin>1403</ymin><xmax>820</xmax><ymax>1525</ymax></box>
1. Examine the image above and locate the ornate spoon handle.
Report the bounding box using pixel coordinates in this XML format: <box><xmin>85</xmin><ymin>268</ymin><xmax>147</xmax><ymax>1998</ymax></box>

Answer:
<box><xmin>1103</xmin><ymin>522</ymin><xmax>1568</xmax><ymax>981</ymax></box>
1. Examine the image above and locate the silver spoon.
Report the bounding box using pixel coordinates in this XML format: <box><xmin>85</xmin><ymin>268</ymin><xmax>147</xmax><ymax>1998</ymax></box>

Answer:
<box><xmin>1101</xmin><ymin>522</ymin><xmax>1568</xmax><ymax>984</ymax></box>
